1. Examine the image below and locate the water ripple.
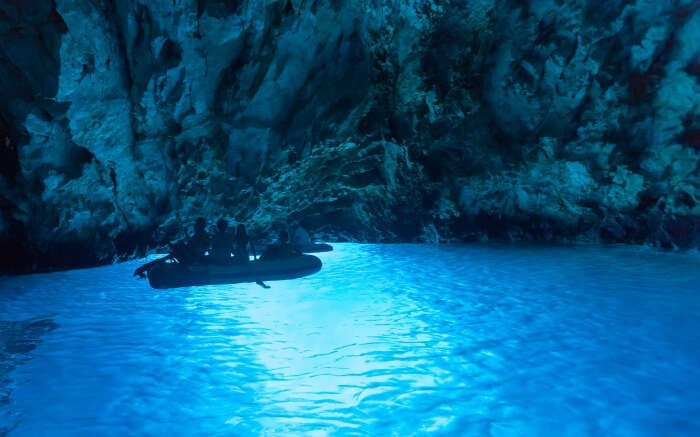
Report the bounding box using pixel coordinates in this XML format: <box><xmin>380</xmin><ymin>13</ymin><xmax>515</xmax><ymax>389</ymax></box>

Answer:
<box><xmin>0</xmin><ymin>244</ymin><xmax>699</xmax><ymax>435</ymax></box>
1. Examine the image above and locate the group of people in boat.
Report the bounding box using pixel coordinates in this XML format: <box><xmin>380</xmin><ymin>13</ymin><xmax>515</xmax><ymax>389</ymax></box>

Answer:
<box><xmin>134</xmin><ymin>217</ymin><xmax>312</xmax><ymax>282</ymax></box>
<box><xmin>177</xmin><ymin>217</ymin><xmax>307</xmax><ymax>265</ymax></box>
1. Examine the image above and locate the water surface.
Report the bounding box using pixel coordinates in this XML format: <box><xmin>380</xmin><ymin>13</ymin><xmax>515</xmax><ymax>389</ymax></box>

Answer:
<box><xmin>1</xmin><ymin>244</ymin><xmax>699</xmax><ymax>435</ymax></box>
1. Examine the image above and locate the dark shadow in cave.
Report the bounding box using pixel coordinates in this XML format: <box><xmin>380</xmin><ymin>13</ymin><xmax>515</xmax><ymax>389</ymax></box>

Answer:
<box><xmin>0</xmin><ymin>317</ymin><xmax>60</xmax><ymax>434</ymax></box>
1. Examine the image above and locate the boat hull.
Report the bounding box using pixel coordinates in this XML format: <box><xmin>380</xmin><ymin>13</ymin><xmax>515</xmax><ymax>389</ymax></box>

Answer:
<box><xmin>147</xmin><ymin>255</ymin><xmax>322</xmax><ymax>289</ymax></box>
<box><xmin>299</xmin><ymin>243</ymin><xmax>333</xmax><ymax>253</ymax></box>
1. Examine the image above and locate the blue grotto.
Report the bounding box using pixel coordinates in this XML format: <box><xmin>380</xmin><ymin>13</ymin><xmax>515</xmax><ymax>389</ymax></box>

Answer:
<box><xmin>0</xmin><ymin>0</ymin><xmax>699</xmax><ymax>435</ymax></box>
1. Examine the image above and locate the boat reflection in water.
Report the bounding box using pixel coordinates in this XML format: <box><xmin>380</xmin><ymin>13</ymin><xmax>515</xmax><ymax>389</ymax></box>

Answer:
<box><xmin>0</xmin><ymin>243</ymin><xmax>699</xmax><ymax>435</ymax></box>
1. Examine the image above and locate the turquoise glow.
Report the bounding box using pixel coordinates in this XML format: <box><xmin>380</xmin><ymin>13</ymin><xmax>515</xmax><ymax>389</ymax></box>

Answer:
<box><xmin>1</xmin><ymin>244</ymin><xmax>699</xmax><ymax>435</ymax></box>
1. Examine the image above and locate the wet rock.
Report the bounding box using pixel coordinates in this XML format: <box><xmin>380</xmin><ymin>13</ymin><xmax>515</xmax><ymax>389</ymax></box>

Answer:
<box><xmin>0</xmin><ymin>0</ymin><xmax>699</xmax><ymax>272</ymax></box>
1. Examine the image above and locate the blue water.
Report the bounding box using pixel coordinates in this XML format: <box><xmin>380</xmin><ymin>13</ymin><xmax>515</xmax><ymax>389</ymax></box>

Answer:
<box><xmin>1</xmin><ymin>244</ymin><xmax>699</xmax><ymax>436</ymax></box>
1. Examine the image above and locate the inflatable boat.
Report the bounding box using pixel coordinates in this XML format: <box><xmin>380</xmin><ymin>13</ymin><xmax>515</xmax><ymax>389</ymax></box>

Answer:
<box><xmin>299</xmin><ymin>243</ymin><xmax>333</xmax><ymax>253</ymax></box>
<box><xmin>146</xmin><ymin>255</ymin><xmax>322</xmax><ymax>289</ymax></box>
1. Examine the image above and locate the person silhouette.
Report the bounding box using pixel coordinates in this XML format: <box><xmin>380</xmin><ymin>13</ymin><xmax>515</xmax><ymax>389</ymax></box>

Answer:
<box><xmin>210</xmin><ymin>218</ymin><xmax>234</xmax><ymax>264</ymax></box>
<box><xmin>259</xmin><ymin>229</ymin><xmax>300</xmax><ymax>261</ymax></box>
<box><xmin>133</xmin><ymin>217</ymin><xmax>210</xmax><ymax>278</ymax></box>
<box><xmin>186</xmin><ymin>217</ymin><xmax>210</xmax><ymax>260</ymax></box>
<box><xmin>234</xmin><ymin>223</ymin><xmax>257</xmax><ymax>263</ymax></box>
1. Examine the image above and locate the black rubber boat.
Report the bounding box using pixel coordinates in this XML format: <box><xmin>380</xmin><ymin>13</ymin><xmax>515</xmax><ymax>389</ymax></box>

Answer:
<box><xmin>299</xmin><ymin>243</ymin><xmax>333</xmax><ymax>253</ymax></box>
<box><xmin>147</xmin><ymin>255</ymin><xmax>322</xmax><ymax>289</ymax></box>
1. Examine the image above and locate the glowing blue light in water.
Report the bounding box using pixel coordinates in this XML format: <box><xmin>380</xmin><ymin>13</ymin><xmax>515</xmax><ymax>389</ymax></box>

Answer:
<box><xmin>1</xmin><ymin>244</ymin><xmax>699</xmax><ymax>435</ymax></box>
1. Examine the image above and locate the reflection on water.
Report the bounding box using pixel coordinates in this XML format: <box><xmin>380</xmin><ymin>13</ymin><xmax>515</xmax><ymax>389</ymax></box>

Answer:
<box><xmin>0</xmin><ymin>317</ymin><xmax>59</xmax><ymax>434</ymax></box>
<box><xmin>0</xmin><ymin>244</ymin><xmax>699</xmax><ymax>435</ymax></box>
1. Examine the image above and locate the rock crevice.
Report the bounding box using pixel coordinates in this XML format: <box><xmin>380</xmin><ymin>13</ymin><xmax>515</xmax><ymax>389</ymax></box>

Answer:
<box><xmin>1</xmin><ymin>0</ymin><xmax>699</xmax><ymax>273</ymax></box>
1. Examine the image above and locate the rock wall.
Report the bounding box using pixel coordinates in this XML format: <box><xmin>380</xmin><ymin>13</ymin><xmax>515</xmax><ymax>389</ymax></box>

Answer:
<box><xmin>1</xmin><ymin>0</ymin><xmax>699</xmax><ymax>272</ymax></box>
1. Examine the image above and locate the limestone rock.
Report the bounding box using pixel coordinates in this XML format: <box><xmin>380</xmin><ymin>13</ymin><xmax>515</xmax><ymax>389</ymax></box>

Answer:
<box><xmin>1</xmin><ymin>0</ymin><xmax>698</xmax><ymax>272</ymax></box>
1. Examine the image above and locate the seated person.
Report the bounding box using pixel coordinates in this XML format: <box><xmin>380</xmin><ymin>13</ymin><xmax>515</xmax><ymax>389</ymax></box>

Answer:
<box><xmin>174</xmin><ymin>217</ymin><xmax>210</xmax><ymax>264</ymax></box>
<box><xmin>259</xmin><ymin>229</ymin><xmax>301</xmax><ymax>261</ymax></box>
<box><xmin>291</xmin><ymin>222</ymin><xmax>311</xmax><ymax>250</ymax></box>
<box><xmin>233</xmin><ymin>224</ymin><xmax>257</xmax><ymax>263</ymax></box>
<box><xmin>137</xmin><ymin>218</ymin><xmax>209</xmax><ymax>276</ymax></box>
<box><xmin>210</xmin><ymin>218</ymin><xmax>234</xmax><ymax>264</ymax></box>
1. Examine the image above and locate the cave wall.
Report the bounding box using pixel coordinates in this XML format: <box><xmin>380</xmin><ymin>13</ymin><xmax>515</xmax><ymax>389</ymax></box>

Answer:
<box><xmin>1</xmin><ymin>0</ymin><xmax>699</xmax><ymax>272</ymax></box>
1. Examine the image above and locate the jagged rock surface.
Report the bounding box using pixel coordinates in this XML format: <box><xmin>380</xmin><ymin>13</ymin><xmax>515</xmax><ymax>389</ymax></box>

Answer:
<box><xmin>1</xmin><ymin>0</ymin><xmax>699</xmax><ymax>273</ymax></box>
